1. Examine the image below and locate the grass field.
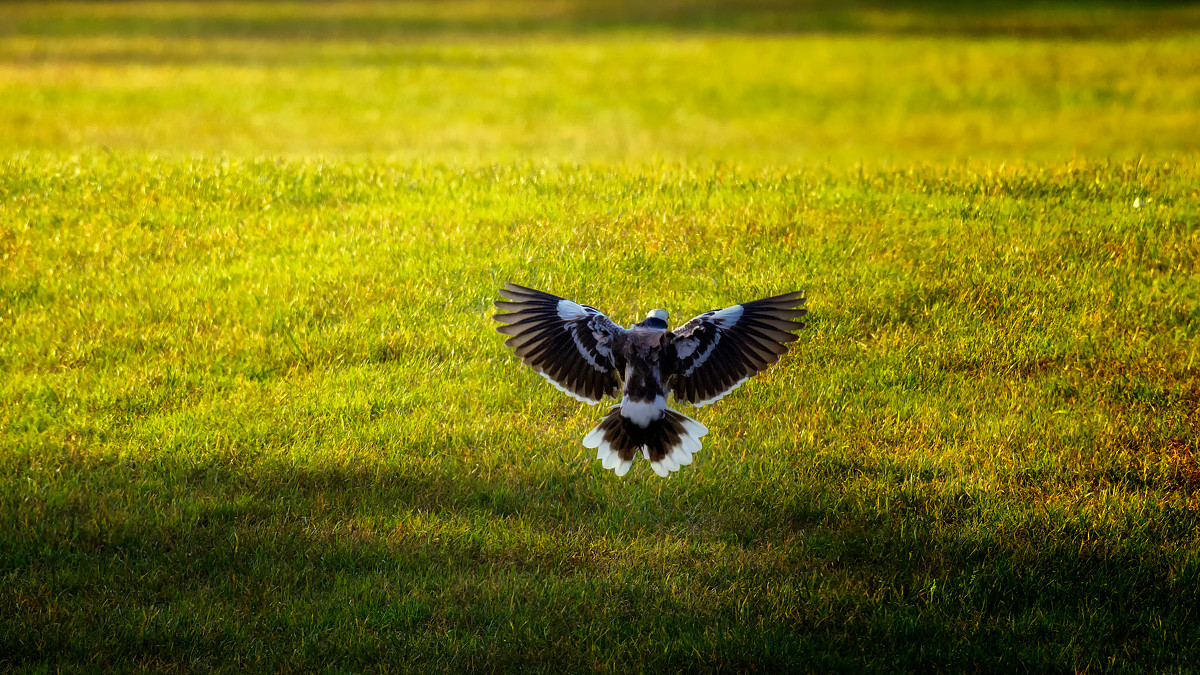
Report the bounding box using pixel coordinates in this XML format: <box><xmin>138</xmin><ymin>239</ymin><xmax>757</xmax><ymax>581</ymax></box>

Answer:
<box><xmin>3</xmin><ymin>1</ymin><xmax>1200</xmax><ymax>672</ymax></box>
<box><xmin>4</xmin><ymin>2</ymin><xmax>1200</xmax><ymax>162</ymax></box>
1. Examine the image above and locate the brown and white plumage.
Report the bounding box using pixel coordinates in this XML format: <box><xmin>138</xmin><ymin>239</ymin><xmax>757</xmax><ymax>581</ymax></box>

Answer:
<box><xmin>493</xmin><ymin>283</ymin><xmax>807</xmax><ymax>477</ymax></box>
<box><xmin>492</xmin><ymin>284</ymin><xmax>625</xmax><ymax>403</ymax></box>
<box><xmin>670</xmin><ymin>292</ymin><xmax>809</xmax><ymax>406</ymax></box>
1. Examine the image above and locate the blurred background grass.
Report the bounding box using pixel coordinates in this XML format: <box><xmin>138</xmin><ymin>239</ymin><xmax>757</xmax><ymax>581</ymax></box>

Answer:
<box><xmin>7</xmin><ymin>0</ymin><xmax>1200</xmax><ymax>38</ymax></box>
<box><xmin>2</xmin><ymin>0</ymin><xmax>1199</xmax><ymax>163</ymax></box>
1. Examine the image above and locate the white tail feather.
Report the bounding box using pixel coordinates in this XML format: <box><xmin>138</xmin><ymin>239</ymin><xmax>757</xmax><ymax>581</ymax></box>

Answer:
<box><xmin>585</xmin><ymin>406</ymin><xmax>709</xmax><ymax>477</ymax></box>
<box><xmin>582</xmin><ymin>426</ymin><xmax>606</xmax><ymax>448</ymax></box>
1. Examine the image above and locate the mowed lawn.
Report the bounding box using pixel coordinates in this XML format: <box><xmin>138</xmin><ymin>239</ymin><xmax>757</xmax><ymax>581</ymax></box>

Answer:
<box><xmin>3</xmin><ymin>1</ymin><xmax>1200</xmax><ymax>162</ymax></box>
<box><xmin>2</xmin><ymin>2</ymin><xmax>1200</xmax><ymax>672</ymax></box>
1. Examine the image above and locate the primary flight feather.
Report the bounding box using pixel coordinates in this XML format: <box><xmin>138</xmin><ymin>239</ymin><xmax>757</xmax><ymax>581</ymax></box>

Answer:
<box><xmin>493</xmin><ymin>283</ymin><xmax>807</xmax><ymax>477</ymax></box>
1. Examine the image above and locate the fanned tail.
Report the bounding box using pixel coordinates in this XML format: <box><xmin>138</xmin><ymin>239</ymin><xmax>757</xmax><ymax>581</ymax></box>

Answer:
<box><xmin>581</xmin><ymin>406</ymin><xmax>708</xmax><ymax>477</ymax></box>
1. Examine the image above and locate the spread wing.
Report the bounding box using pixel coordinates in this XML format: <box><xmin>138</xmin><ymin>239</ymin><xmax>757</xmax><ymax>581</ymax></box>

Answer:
<box><xmin>669</xmin><ymin>291</ymin><xmax>807</xmax><ymax>406</ymax></box>
<box><xmin>493</xmin><ymin>283</ymin><xmax>627</xmax><ymax>404</ymax></box>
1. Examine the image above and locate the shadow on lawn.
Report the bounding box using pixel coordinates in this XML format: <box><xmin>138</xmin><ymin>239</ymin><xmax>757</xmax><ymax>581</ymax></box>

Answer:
<box><xmin>4</xmin><ymin>0</ymin><xmax>1199</xmax><ymax>44</ymax></box>
<box><xmin>3</xmin><ymin>445</ymin><xmax>1198</xmax><ymax>669</ymax></box>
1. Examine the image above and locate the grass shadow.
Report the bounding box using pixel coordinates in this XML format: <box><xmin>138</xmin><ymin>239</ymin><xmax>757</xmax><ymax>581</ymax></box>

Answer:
<box><xmin>3</xmin><ymin>442</ymin><xmax>1198</xmax><ymax>670</ymax></box>
<box><xmin>3</xmin><ymin>0</ymin><xmax>1200</xmax><ymax>44</ymax></box>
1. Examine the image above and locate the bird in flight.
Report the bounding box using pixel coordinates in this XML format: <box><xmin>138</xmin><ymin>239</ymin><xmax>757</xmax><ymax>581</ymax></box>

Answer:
<box><xmin>493</xmin><ymin>283</ymin><xmax>807</xmax><ymax>477</ymax></box>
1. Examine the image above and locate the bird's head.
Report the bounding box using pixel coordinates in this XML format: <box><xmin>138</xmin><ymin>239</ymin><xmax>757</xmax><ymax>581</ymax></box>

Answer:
<box><xmin>642</xmin><ymin>309</ymin><xmax>669</xmax><ymax>329</ymax></box>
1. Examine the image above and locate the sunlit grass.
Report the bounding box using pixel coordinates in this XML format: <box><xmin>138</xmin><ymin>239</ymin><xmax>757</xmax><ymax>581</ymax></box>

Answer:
<box><xmin>2</xmin><ymin>3</ymin><xmax>1200</xmax><ymax>162</ymax></box>
<box><xmin>2</xmin><ymin>1</ymin><xmax>1200</xmax><ymax>671</ymax></box>
<box><xmin>2</xmin><ymin>156</ymin><xmax>1198</xmax><ymax>670</ymax></box>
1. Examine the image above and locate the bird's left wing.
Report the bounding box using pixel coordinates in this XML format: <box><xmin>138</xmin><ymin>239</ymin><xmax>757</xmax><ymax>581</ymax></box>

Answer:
<box><xmin>493</xmin><ymin>283</ymin><xmax>627</xmax><ymax>404</ymax></box>
<box><xmin>669</xmin><ymin>291</ymin><xmax>807</xmax><ymax>407</ymax></box>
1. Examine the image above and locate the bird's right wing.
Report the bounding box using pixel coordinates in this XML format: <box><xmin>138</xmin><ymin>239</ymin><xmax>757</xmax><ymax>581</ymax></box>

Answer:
<box><xmin>493</xmin><ymin>283</ymin><xmax>627</xmax><ymax>404</ymax></box>
<box><xmin>669</xmin><ymin>292</ymin><xmax>807</xmax><ymax>406</ymax></box>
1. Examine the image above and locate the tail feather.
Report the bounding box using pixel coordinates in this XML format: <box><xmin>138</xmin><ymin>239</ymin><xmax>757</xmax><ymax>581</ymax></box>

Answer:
<box><xmin>582</xmin><ymin>406</ymin><xmax>708</xmax><ymax>477</ymax></box>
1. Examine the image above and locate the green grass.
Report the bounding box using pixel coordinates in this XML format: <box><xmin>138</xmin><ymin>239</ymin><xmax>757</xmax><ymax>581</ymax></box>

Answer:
<box><xmin>2</xmin><ymin>2</ymin><xmax>1200</xmax><ymax>672</ymax></box>
<box><xmin>4</xmin><ymin>157</ymin><xmax>1198</xmax><ymax>672</ymax></box>
<box><xmin>3</xmin><ymin>2</ymin><xmax>1200</xmax><ymax>162</ymax></box>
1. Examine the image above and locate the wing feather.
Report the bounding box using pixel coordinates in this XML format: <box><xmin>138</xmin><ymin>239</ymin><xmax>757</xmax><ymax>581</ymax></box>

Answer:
<box><xmin>493</xmin><ymin>283</ymin><xmax>626</xmax><ymax>403</ymax></box>
<box><xmin>669</xmin><ymin>292</ymin><xmax>807</xmax><ymax>407</ymax></box>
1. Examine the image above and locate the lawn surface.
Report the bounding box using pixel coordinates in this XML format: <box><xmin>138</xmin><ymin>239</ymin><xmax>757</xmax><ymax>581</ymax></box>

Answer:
<box><xmin>2</xmin><ymin>2</ymin><xmax>1199</xmax><ymax>672</ymax></box>
<box><xmin>4</xmin><ymin>1</ymin><xmax>1200</xmax><ymax>162</ymax></box>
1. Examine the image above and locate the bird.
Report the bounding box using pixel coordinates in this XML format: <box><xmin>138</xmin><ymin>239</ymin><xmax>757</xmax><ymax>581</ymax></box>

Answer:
<box><xmin>492</xmin><ymin>283</ymin><xmax>807</xmax><ymax>477</ymax></box>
